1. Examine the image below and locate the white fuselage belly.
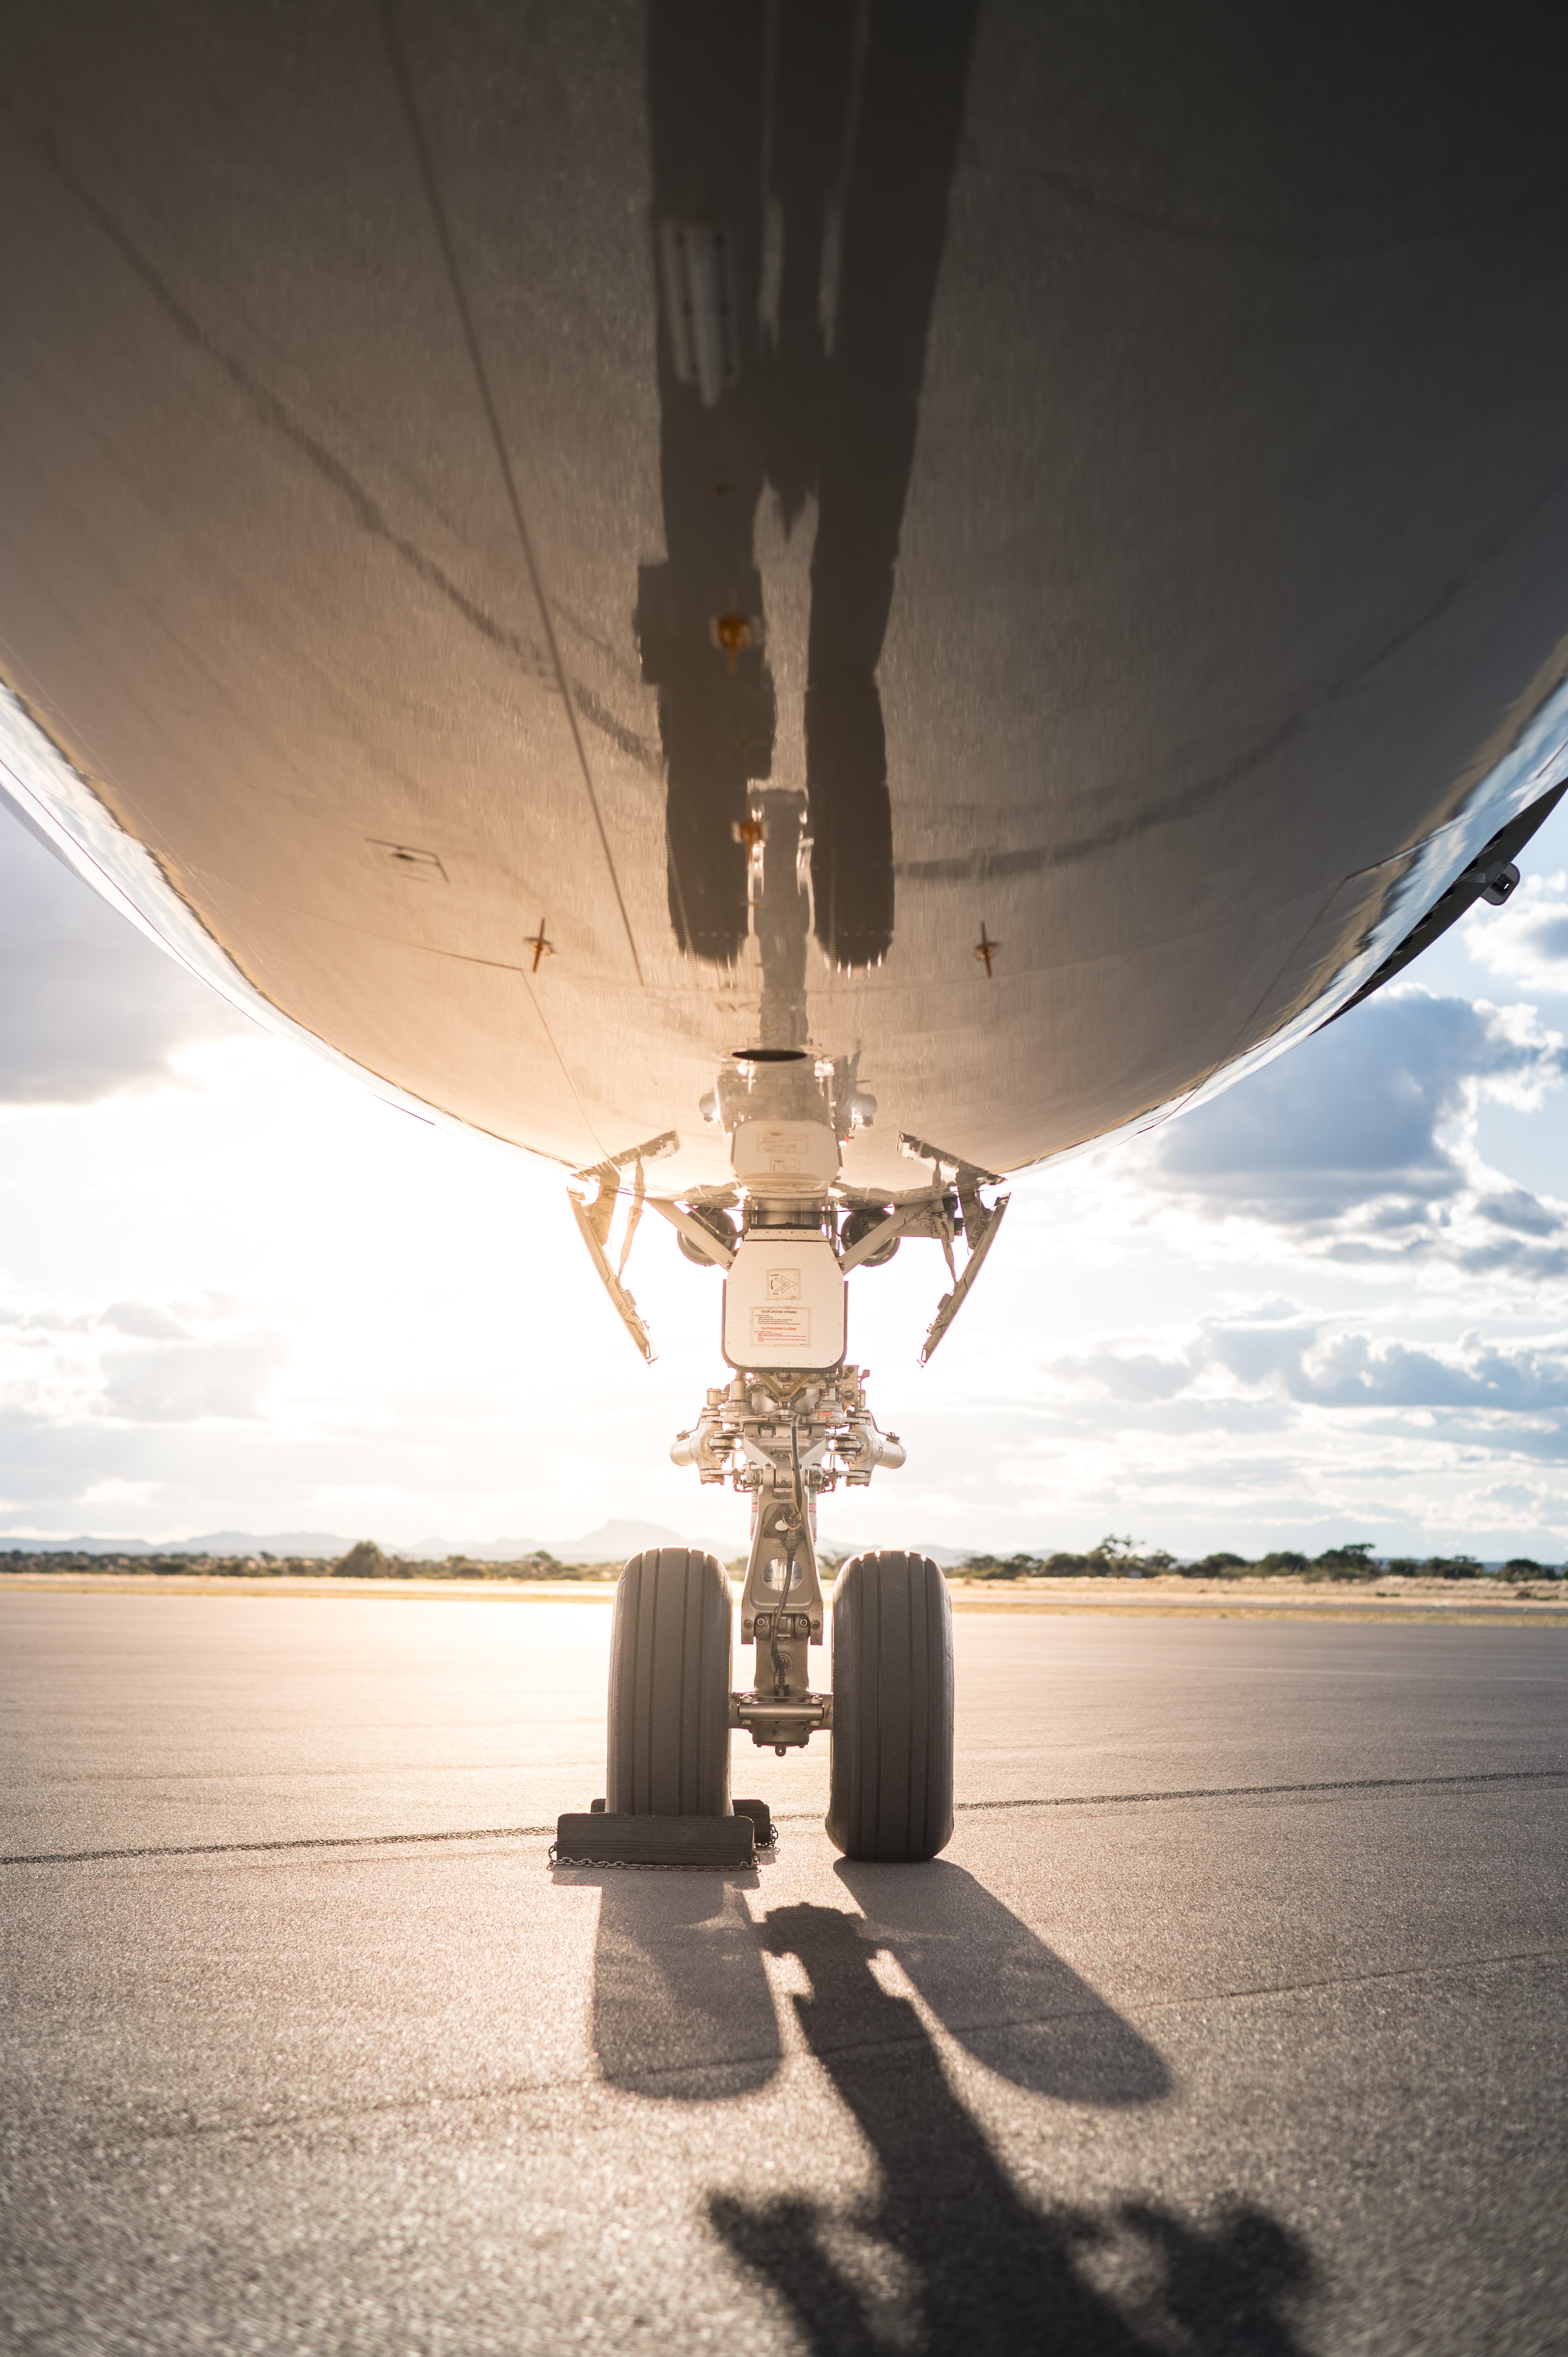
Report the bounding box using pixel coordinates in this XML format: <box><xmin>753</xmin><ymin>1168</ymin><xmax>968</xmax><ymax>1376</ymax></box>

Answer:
<box><xmin>4</xmin><ymin>4</ymin><xmax>1568</xmax><ymax>1198</ymax></box>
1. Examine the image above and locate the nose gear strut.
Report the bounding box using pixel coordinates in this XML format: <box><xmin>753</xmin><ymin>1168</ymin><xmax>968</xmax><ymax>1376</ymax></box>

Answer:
<box><xmin>671</xmin><ymin>1360</ymin><xmax>905</xmax><ymax>1749</ymax></box>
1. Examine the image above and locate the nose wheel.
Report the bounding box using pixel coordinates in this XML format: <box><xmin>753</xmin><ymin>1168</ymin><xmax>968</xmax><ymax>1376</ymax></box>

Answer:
<box><xmin>827</xmin><ymin>1550</ymin><xmax>954</xmax><ymax>1862</ymax></box>
<box><xmin>598</xmin><ymin>1540</ymin><xmax>953</xmax><ymax>1865</ymax></box>
<box><xmin>606</xmin><ymin>1549</ymin><xmax>733</xmax><ymax>1817</ymax></box>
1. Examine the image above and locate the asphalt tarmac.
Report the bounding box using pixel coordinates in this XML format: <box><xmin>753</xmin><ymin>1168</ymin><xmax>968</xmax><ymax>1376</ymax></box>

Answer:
<box><xmin>3</xmin><ymin>1593</ymin><xmax>1565</xmax><ymax>2357</ymax></box>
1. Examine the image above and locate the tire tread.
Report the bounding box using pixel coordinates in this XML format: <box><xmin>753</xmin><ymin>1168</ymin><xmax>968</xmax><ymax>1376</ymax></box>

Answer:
<box><xmin>607</xmin><ymin>1548</ymin><xmax>732</xmax><ymax>1815</ymax></box>
<box><xmin>827</xmin><ymin>1549</ymin><xmax>953</xmax><ymax>1861</ymax></box>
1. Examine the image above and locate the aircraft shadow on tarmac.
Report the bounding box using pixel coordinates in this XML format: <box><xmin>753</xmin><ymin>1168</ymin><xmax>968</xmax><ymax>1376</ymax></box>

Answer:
<box><xmin>592</xmin><ymin>1871</ymin><xmax>783</xmax><ymax>2096</ymax></box>
<box><xmin>834</xmin><ymin>1860</ymin><xmax>1172</xmax><ymax>2103</ymax></box>
<box><xmin>715</xmin><ymin>1902</ymin><xmax>1316</xmax><ymax>2357</ymax></box>
<box><xmin>590</xmin><ymin>1858</ymin><xmax>1167</xmax><ymax>2105</ymax></box>
<box><xmin>588</xmin><ymin>1871</ymin><xmax>1315</xmax><ymax>2353</ymax></box>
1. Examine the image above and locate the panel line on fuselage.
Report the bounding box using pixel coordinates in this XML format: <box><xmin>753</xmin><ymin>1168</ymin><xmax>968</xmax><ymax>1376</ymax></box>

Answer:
<box><xmin>371</xmin><ymin>0</ymin><xmax>646</xmax><ymax>991</ymax></box>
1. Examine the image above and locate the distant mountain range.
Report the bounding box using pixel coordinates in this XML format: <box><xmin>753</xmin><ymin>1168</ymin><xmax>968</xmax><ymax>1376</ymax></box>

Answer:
<box><xmin>0</xmin><ymin>1517</ymin><xmax>975</xmax><ymax>1567</ymax></box>
<box><xmin>0</xmin><ymin>1518</ymin><xmax>726</xmax><ymax>1560</ymax></box>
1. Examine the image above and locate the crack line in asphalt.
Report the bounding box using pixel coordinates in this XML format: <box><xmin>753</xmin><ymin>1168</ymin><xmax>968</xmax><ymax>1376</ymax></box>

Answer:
<box><xmin>5</xmin><ymin>1765</ymin><xmax>1564</xmax><ymax>1868</ymax></box>
<box><xmin>0</xmin><ymin>1824</ymin><xmax>545</xmax><ymax>1868</ymax></box>
<box><xmin>775</xmin><ymin>1764</ymin><xmax>1568</xmax><ymax>1820</ymax></box>
<box><xmin>1148</xmin><ymin>1941</ymin><xmax>1568</xmax><ymax>2013</ymax></box>
<box><xmin>25</xmin><ymin>1942</ymin><xmax>1567</xmax><ymax>2153</ymax></box>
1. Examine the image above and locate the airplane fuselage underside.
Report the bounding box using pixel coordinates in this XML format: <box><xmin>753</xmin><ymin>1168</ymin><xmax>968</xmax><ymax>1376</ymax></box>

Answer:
<box><xmin>4</xmin><ymin>4</ymin><xmax>1568</xmax><ymax>1206</ymax></box>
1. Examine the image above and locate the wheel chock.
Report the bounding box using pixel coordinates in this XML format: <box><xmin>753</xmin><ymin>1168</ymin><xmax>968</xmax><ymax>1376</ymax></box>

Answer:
<box><xmin>553</xmin><ymin>1811</ymin><xmax>757</xmax><ymax>1868</ymax></box>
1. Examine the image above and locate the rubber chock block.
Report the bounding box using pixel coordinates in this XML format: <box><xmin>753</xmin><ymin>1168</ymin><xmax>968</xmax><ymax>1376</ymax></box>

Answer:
<box><xmin>732</xmin><ymin>1797</ymin><xmax>772</xmax><ymax>1841</ymax></box>
<box><xmin>554</xmin><ymin>1812</ymin><xmax>756</xmax><ymax>1868</ymax></box>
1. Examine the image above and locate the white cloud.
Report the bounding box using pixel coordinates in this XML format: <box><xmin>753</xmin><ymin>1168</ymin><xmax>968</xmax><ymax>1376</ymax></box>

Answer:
<box><xmin>1047</xmin><ymin>1309</ymin><xmax>1568</xmax><ymax>1423</ymax></box>
<box><xmin>96</xmin><ymin>1331</ymin><xmax>289</xmax><ymax>1424</ymax></box>
<box><xmin>1463</xmin><ymin>869</ymin><xmax>1568</xmax><ymax>995</ymax></box>
<box><xmin>100</xmin><ymin>1300</ymin><xmax>192</xmax><ymax>1342</ymax></box>
<box><xmin>79</xmin><ymin>1478</ymin><xmax>161</xmax><ymax>1507</ymax></box>
<box><xmin>0</xmin><ymin>801</ymin><xmax>246</xmax><ymax>1103</ymax></box>
<box><xmin>1122</xmin><ymin>988</ymin><xmax>1568</xmax><ymax>1276</ymax></box>
<box><xmin>1208</xmin><ymin>1320</ymin><xmax>1568</xmax><ymax>1413</ymax></box>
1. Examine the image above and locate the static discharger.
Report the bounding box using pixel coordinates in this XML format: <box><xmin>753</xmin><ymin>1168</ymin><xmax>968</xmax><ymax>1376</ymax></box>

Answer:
<box><xmin>975</xmin><ymin>922</ymin><xmax>1000</xmax><ymax>978</ymax></box>
<box><xmin>525</xmin><ymin>918</ymin><xmax>555</xmax><ymax>974</ymax></box>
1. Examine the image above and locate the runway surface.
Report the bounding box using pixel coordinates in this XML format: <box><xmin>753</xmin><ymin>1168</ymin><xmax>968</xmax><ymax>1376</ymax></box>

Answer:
<box><xmin>3</xmin><ymin>1594</ymin><xmax>1565</xmax><ymax>2355</ymax></box>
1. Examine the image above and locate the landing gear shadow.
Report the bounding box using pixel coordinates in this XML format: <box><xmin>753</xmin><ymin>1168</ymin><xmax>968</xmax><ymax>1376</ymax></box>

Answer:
<box><xmin>585</xmin><ymin>1861</ymin><xmax>1164</xmax><ymax>2108</ymax></box>
<box><xmin>585</xmin><ymin>1880</ymin><xmax>1314</xmax><ymax>2351</ymax></box>
<box><xmin>591</xmin><ymin>1873</ymin><xmax>780</xmax><ymax>2100</ymax></box>
<box><xmin>713</xmin><ymin>1913</ymin><xmax>1314</xmax><ymax>2357</ymax></box>
<box><xmin>831</xmin><ymin>1860</ymin><xmax>1170</xmax><ymax>2105</ymax></box>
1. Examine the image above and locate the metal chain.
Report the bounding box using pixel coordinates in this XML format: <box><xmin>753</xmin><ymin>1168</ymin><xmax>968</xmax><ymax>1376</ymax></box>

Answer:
<box><xmin>548</xmin><ymin>1823</ymin><xmax>778</xmax><ymax>1871</ymax></box>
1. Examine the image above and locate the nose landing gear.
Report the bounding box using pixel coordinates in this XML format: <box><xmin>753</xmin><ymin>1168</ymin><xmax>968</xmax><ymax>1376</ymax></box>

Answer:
<box><xmin>661</xmin><ymin>1359</ymin><xmax>953</xmax><ymax>1864</ymax></box>
<box><xmin>558</xmin><ymin>1140</ymin><xmax>1005</xmax><ymax>1869</ymax></box>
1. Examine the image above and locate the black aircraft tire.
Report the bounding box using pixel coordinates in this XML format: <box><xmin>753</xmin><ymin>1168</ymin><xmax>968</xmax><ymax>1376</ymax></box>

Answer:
<box><xmin>606</xmin><ymin>1548</ymin><xmax>733</xmax><ymax>1816</ymax></box>
<box><xmin>826</xmin><ymin>1550</ymin><xmax>954</xmax><ymax>1862</ymax></box>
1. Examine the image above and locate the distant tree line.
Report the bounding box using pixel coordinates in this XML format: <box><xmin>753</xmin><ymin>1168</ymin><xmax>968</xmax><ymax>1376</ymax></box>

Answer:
<box><xmin>5</xmin><ymin>1536</ymin><xmax>1562</xmax><ymax>1585</ymax></box>
<box><xmin>952</xmin><ymin>1535</ymin><xmax>1564</xmax><ymax>1583</ymax></box>
<box><xmin>0</xmin><ymin>1550</ymin><xmax>336</xmax><ymax>1576</ymax></box>
<box><xmin>0</xmin><ymin>1543</ymin><xmax>620</xmax><ymax>1581</ymax></box>
<box><xmin>327</xmin><ymin>1540</ymin><xmax>618</xmax><ymax>1581</ymax></box>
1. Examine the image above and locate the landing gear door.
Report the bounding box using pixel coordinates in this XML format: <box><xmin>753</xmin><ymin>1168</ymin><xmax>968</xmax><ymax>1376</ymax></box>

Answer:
<box><xmin>722</xmin><ymin>1236</ymin><xmax>846</xmax><ymax>1371</ymax></box>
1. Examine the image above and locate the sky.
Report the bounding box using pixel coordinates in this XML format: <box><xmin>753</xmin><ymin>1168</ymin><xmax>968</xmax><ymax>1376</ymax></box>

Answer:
<box><xmin>5</xmin><ymin>791</ymin><xmax>1568</xmax><ymax>1561</ymax></box>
